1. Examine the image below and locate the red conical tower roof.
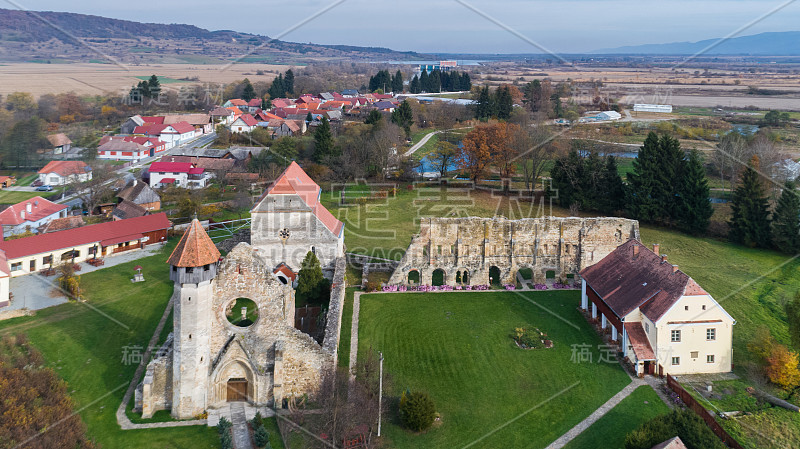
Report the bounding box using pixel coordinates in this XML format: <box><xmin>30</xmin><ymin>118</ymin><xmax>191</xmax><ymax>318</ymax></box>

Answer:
<box><xmin>167</xmin><ymin>219</ymin><xmax>220</xmax><ymax>267</ymax></box>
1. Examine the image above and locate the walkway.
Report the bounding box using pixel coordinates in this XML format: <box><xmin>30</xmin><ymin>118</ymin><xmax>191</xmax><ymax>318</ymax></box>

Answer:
<box><xmin>349</xmin><ymin>291</ymin><xmax>362</xmax><ymax>376</ymax></box>
<box><xmin>403</xmin><ymin>130</ymin><xmax>439</xmax><ymax>157</ymax></box>
<box><xmin>4</xmin><ymin>243</ymin><xmax>166</xmax><ymax>314</ymax></box>
<box><xmin>231</xmin><ymin>402</ymin><xmax>254</xmax><ymax>449</ymax></box>
<box><xmin>545</xmin><ymin>378</ymin><xmax>645</xmax><ymax>449</ymax></box>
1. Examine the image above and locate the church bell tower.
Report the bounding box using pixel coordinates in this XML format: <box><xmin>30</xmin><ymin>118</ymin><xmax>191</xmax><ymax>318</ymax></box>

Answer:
<box><xmin>167</xmin><ymin>219</ymin><xmax>220</xmax><ymax>419</ymax></box>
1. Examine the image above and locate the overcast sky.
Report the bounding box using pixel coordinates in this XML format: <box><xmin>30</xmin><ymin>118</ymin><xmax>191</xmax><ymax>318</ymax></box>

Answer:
<box><xmin>14</xmin><ymin>0</ymin><xmax>800</xmax><ymax>53</ymax></box>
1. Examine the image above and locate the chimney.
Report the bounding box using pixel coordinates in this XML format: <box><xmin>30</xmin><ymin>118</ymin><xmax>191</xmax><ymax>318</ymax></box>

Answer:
<box><xmin>633</xmin><ymin>244</ymin><xmax>640</xmax><ymax>257</ymax></box>
<box><xmin>672</xmin><ymin>264</ymin><xmax>679</xmax><ymax>273</ymax></box>
<box><xmin>661</xmin><ymin>254</ymin><xmax>668</xmax><ymax>263</ymax></box>
<box><xmin>26</xmin><ymin>202</ymin><xmax>32</xmax><ymax>213</ymax></box>
<box><xmin>652</xmin><ymin>243</ymin><xmax>660</xmax><ymax>255</ymax></box>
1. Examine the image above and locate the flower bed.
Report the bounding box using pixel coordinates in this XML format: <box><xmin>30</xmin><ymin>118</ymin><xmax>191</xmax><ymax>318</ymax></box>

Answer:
<box><xmin>512</xmin><ymin>327</ymin><xmax>553</xmax><ymax>350</ymax></box>
<box><xmin>381</xmin><ymin>284</ymin><xmax>492</xmax><ymax>292</ymax></box>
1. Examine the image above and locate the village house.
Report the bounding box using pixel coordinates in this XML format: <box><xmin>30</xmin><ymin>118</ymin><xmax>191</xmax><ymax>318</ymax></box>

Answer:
<box><xmin>579</xmin><ymin>240</ymin><xmax>735</xmax><ymax>376</ymax></box>
<box><xmin>222</xmin><ymin>98</ymin><xmax>248</xmax><ymax>109</ymax></box>
<box><xmin>230</xmin><ymin>113</ymin><xmax>258</xmax><ymax>133</ymax></box>
<box><xmin>98</xmin><ymin>135</ymin><xmax>167</xmax><ymax>161</ymax></box>
<box><xmin>0</xmin><ymin>250</ymin><xmax>9</xmax><ymax>307</ymax></box>
<box><xmin>118</xmin><ymin>180</ymin><xmax>161</xmax><ymax>211</ymax></box>
<box><xmin>148</xmin><ymin>161</ymin><xmax>209</xmax><ymax>189</ymax></box>
<box><xmin>46</xmin><ymin>133</ymin><xmax>72</xmax><ymax>154</ymax></box>
<box><xmin>112</xmin><ymin>200</ymin><xmax>148</xmax><ymax>221</ymax></box>
<box><xmin>209</xmin><ymin>107</ymin><xmax>235</xmax><ymax>125</ymax></box>
<box><xmin>37</xmin><ymin>161</ymin><xmax>92</xmax><ymax>186</ymax></box>
<box><xmin>0</xmin><ymin>196</ymin><xmax>69</xmax><ymax>237</ymax></box>
<box><xmin>120</xmin><ymin>115</ymin><xmax>146</xmax><ymax>134</ymax></box>
<box><xmin>0</xmin><ymin>176</ymin><xmax>15</xmax><ymax>189</ymax></box>
<box><xmin>0</xmin><ymin>213</ymin><xmax>171</xmax><ymax>277</ymax></box>
<box><xmin>133</xmin><ymin>121</ymin><xmax>196</xmax><ymax>149</ymax></box>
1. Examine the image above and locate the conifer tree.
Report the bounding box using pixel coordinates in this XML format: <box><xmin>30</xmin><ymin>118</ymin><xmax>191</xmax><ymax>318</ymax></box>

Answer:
<box><xmin>772</xmin><ymin>180</ymin><xmax>800</xmax><ymax>254</ymax></box>
<box><xmin>147</xmin><ymin>74</ymin><xmax>161</xmax><ymax>98</ymax></box>
<box><xmin>313</xmin><ymin>116</ymin><xmax>335</xmax><ymax>163</ymax></box>
<box><xmin>627</xmin><ymin>132</ymin><xmax>664</xmax><ymax>222</ymax></box>
<box><xmin>409</xmin><ymin>75</ymin><xmax>421</xmax><ymax>94</ymax></box>
<box><xmin>496</xmin><ymin>85</ymin><xmax>513</xmax><ymax>120</ymax></box>
<box><xmin>296</xmin><ymin>251</ymin><xmax>329</xmax><ymax>305</ymax></box>
<box><xmin>242</xmin><ymin>78</ymin><xmax>256</xmax><ymax>102</ymax></box>
<box><xmin>600</xmin><ymin>155</ymin><xmax>626</xmax><ymax>214</ymax></box>
<box><xmin>391</xmin><ymin>100</ymin><xmax>414</xmax><ymax>139</ymax></box>
<box><xmin>475</xmin><ymin>86</ymin><xmax>492</xmax><ymax>120</ymax></box>
<box><xmin>729</xmin><ymin>156</ymin><xmax>772</xmax><ymax>248</ymax></box>
<box><xmin>419</xmin><ymin>69</ymin><xmax>429</xmax><ymax>93</ymax></box>
<box><xmin>677</xmin><ymin>149</ymin><xmax>713</xmax><ymax>235</ymax></box>
<box><xmin>284</xmin><ymin>69</ymin><xmax>295</xmax><ymax>96</ymax></box>
<box><xmin>392</xmin><ymin>70</ymin><xmax>403</xmax><ymax>93</ymax></box>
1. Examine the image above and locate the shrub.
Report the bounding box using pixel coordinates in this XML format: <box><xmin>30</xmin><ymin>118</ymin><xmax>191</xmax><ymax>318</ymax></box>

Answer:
<box><xmin>765</xmin><ymin>344</ymin><xmax>800</xmax><ymax>390</ymax></box>
<box><xmin>254</xmin><ymin>425</ymin><xmax>270</xmax><ymax>448</ymax></box>
<box><xmin>218</xmin><ymin>416</ymin><xmax>232</xmax><ymax>434</ymax></box>
<box><xmin>364</xmin><ymin>281</ymin><xmax>381</xmax><ymax>292</ymax></box>
<box><xmin>399</xmin><ymin>390</ymin><xmax>436</xmax><ymax>432</ymax></box>
<box><xmin>220</xmin><ymin>429</ymin><xmax>233</xmax><ymax>449</ymax></box>
<box><xmin>624</xmin><ymin>410</ymin><xmax>726</xmax><ymax>449</ymax></box>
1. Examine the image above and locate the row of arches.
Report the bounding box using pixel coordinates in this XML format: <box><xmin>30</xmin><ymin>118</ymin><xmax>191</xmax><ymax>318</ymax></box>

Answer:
<box><xmin>403</xmin><ymin>266</ymin><xmax>569</xmax><ymax>287</ymax></box>
<box><xmin>407</xmin><ymin>268</ymin><xmax>473</xmax><ymax>286</ymax></box>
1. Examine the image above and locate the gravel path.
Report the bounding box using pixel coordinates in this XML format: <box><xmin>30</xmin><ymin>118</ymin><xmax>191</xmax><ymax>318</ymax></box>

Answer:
<box><xmin>349</xmin><ymin>291</ymin><xmax>362</xmax><ymax>376</ymax></box>
<box><xmin>231</xmin><ymin>402</ymin><xmax>254</xmax><ymax>449</ymax></box>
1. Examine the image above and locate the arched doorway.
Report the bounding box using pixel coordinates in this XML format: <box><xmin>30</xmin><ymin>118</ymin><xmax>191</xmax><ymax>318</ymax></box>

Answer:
<box><xmin>518</xmin><ymin>267</ymin><xmax>533</xmax><ymax>281</ymax></box>
<box><xmin>455</xmin><ymin>271</ymin><xmax>462</xmax><ymax>284</ymax></box>
<box><xmin>489</xmin><ymin>266</ymin><xmax>501</xmax><ymax>286</ymax></box>
<box><xmin>408</xmin><ymin>270</ymin><xmax>420</xmax><ymax>284</ymax></box>
<box><xmin>227</xmin><ymin>378</ymin><xmax>248</xmax><ymax>402</ymax></box>
<box><xmin>432</xmin><ymin>269</ymin><xmax>445</xmax><ymax>286</ymax></box>
<box><xmin>462</xmin><ymin>270</ymin><xmax>469</xmax><ymax>285</ymax></box>
<box><xmin>545</xmin><ymin>270</ymin><xmax>556</xmax><ymax>280</ymax></box>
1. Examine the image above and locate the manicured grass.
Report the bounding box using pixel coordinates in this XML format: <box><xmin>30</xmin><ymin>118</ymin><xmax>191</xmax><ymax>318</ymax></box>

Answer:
<box><xmin>261</xmin><ymin>417</ymin><xmax>287</xmax><ymax>449</ymax></box>
<box><xmin>337</xmin><ymin>288</ymin><xmax>356</xmax><ymax>368</ymax></box>
<box><xmin>563</xmin><ymin>385</ymin><xmax>670</xmax><ymax>449</ymax></box>
<box><xmin>0</xmin><ymin>189</ymin><xmax>58</xmax><ymax>203</ymax></box>
<box><xmin>357</xmin><ymin>290</ymin><xmax>631</xmax><ymax>448</ymax></box>
<box><xmin>0</xmin><ymin>241</ymin><xmax>219</xmax><ymax>448</ymax></box>
<box><xmin>227</xmin><ymin>297</ymin><xmax>258</xmax><ymax>326</ymax></box>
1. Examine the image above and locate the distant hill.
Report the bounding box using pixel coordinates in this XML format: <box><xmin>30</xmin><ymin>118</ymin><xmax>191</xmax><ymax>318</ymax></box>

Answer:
<box><xmin>0</xmin><ymin>9</ymin><xmax>428</xmax><ymax>63</ymax></box>
<box><xmin>593</xmin><ymin>31</ymin><xmax>800</xmax><ymax>55</ymax></box>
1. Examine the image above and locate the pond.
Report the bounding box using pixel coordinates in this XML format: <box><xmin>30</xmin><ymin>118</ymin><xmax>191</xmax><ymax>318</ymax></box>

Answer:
<box><xmin>729</xmin><ymin>124</ymin><xmax>760</xmax><ymax>136</ymax></box>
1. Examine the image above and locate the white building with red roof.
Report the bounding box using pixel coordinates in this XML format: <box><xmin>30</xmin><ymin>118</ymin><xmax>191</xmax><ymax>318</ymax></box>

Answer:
<box><xmin>148</xmin><ymin>161</ymin><xmax>209</xmax><ymax>189</ymax></box>
<box><xmin>580</xmin><ymin>240</ymin><xmax>734</xmax><ymax>376</ymax></box>
<box><xmin>251</xmin><ymin>161</ymin><xmax>344</xmax><ymax>271</ymax></box>
<box><xmin>133</xmin><ymin>121</ymin><xmax>196</xmax><ymax>149</ymax></box>
<box><xmin>37</xmin><ymin>161</ymin><xmax>92</xmax><ymax>186</ymax></box>
<box><xmin>0</xmin><ymin>196</ymin><xmax>69</xmax><ymax>237</ymax></box>
<box><xmin>230</xmin><ymin>114</ymin><xmax>258</xmax><ymax>133</ymax></box>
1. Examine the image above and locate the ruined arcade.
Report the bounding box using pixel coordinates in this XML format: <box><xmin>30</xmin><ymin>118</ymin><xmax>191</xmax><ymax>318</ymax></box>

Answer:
<box><xmin>388</xmin><ymin>216</ymin><xmax>640</xmax><ymax>286</ymax></box>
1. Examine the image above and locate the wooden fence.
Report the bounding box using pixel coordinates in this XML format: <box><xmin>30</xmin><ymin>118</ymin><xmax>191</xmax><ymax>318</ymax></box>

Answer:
<box><xmin>666</xmin><ymin>375</ymin><xmax>744</xmax><ymax>449</ymax></box>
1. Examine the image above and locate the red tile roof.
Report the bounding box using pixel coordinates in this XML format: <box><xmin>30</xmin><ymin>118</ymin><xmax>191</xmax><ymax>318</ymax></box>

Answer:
<box><xmin>580</xmin><ymin>240</ymin><xmax>700</xmax><ymax>322</ymax></box>
<box><xmin>0</xmin><ymin>213</ymin><xmax>171</xmax><ymax>259</ymax></box>
<box><xmin>235</xmin><ymin>114</ymin><xmax>258</xmax><ymax>127</ymax></box>
<box><xmin>624</xmin><ymin>322</ymin><xmax>656</xmax><ymax>360</ymax></box>
<box><xmin>227</xmin><ymin>99</ymin><xmax>247</xmax><ymax>106</ymax></box>
<box><xmin>0</xmin><ymin>196</ymin><xmax>67</xmax><ymax>226</ymax></box>
<box><xmin>167</xmin><ymin>219</ymin><xmax>220</xmax><ymax>267</ymax></box>
<box><xmin>273</xmin><ymin>263</ymin><xmax>297</xmax><ymax>281</ymax></box>
<box><xmin>260</xmin><ymin>161</ymin><xmax>343</xmax><ymax>235</ymax></box>
<box><xmin>149</xmin><ymin>161</ymin><xmax>194</xmax><ymax>173</ymax></box>
<box><xmin>141</xmin><ymin>116</ymin><xmax>166</xmax><ymax>124</ymax></box>
<box><xmin>0</xmin><ymin>249</ymin><xmax>9</xmax><ymax>277</ymax></box>
<box><xmin>248</xmin><ymin>99</ymin><xmax>262</xmax><ymax>107</ymax></box>
<box><xmin>168</xmin><ymin>121</ymin><xmax>195</xmax><ymax>134</ymax></box>
<box><xmin>38</xmin><ymin>161</ymin><xmax>91</xmax><ymax>177</ymax></box>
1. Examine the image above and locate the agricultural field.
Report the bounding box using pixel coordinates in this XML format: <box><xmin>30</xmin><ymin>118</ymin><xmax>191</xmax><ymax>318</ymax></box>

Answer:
<box><xmin>357</xmin><ymin>290</ymin><xmax>631</xmax><ymax>448</ymax></box>
<box><xmin>0</xmin><ymin>62</ymin><xmax>293</xmax><ymax>97</ymax></box>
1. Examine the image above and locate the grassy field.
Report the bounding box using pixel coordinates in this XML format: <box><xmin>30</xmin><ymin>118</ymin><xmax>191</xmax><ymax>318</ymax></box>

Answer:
<box><xmin>337</xmin><ymin>288</ymin><xmax>356</xmax><ymax>368</ymax></box>
<box><xmin>0</xmin><ymin>189</ymin><xmax>59</xmax><ymax>203</ymax></box>
<box><xmin>563</xmin><ymin>386</ymin><xmax>670</xmax><ymax>449</ymax></box>
<box><xmin>0</xmin><ymin>241</ymin><xmax>219</xmax><ymax>448</ymax></box>
<box><xmin>357</xmin><ymin>290</ymin><xmax>631</xmax><ymax>449</ymax></box>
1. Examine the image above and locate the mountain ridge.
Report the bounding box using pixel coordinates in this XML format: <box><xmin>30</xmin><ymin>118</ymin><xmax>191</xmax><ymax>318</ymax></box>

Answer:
<box><xmin>592</xmin><ymin>31</ymin><xmax>800</xmax><ymax>55</ymax></box>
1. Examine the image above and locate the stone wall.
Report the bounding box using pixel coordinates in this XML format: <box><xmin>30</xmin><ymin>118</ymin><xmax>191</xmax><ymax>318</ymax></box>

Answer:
<box><xmin>389</xmin><ymin>216</ymin><xmax>640</xmax><ymax>286</ymax></box>
<box><xmin>137</xmin><ymin>334</ymin><xmax>174</xmax><ymax>418</ymax></box>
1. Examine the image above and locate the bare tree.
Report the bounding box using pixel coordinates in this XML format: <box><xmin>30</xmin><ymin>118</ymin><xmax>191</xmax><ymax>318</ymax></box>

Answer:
<box><xmin>515</xmin><ymin>122</ymin><xmax>558</xmax><ymax>192</ymax></box>
<box><xmin>74</xmin><ymin>162</ymin><xmax>116</xmax><ymax>214</ymax></box>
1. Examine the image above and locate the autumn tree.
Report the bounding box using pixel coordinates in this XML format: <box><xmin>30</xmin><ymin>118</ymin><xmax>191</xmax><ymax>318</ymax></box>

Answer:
<box><xmin>429</xmin><ymin>140</ymin><xmax>457</xmax><ymax>179</ymax></box>
<box><xmin>457</xmin><ymin>124</ymin><xmax>499</xmax><ymax>183</ymax></box>
<box><xmin>765</xmin><ymin>344</ymin><xmax>800</xmax><ymax>390</ymax></box>
<box><xmin>490</xmin><ymin>123</ymin><xmax>518</xmax><ymax>191</ymax></box>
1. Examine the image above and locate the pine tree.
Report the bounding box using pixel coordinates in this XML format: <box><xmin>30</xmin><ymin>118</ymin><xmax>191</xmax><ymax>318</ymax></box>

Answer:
<box><xmin>677</xmin><ymin>149</ymin><xmax>713</xmax><ymax>235</ymax></box>
<box><xmin>313</xmin><ymin>116</ymin><xmax>334</xmax><ymax>163</ymax></box>
<box><xmin>268</xmin><ymin>74</ymin><xmax>284</xmax><ymax>99</ymax></box>
<box><xmin>365</xmin><ymin>109</ymin><xmax>383</xmax><ymax>125</ymax></box>
<box><xmin>392</xmin><ymin>70</ymin><xmax>403</xmax><ymax>93</ymax></box>
<box><xmin>772</xmin><ymin>180</ymin><xmax>800</xmax><ymax>254</ymax></box>
<box><xmin>284</xmin><ymin>69</ymin><xmax>295</xmax><ymax>96</ymax></box>
<box><xmin>409</xmin><ymin>75</ymin><xmax>421</xmax><ymax>94</ymax></box>
<box><xmin>242</xmin><ymin>78</ymin><xmax>256</xmax><ymax>102</ymax></box>
<box><xmin>496</xmin><ymin>85</ymin><xmax>513</xmax><ymax>120</ymax></box>
<box><xmin>429</xmin><ymin>69</ymin><xmax>441</xmax><ymax>93</ymax></box>
<box><xmin>419</xmin><ymin>69</ymin><xmax>429</xmax><ymax>93</ymax></box>
<box><xmin>391</xmin><ymin>100</ymin><xmax>414</xmax><ymax>139</ymax></box>
<box><xmin>729</xmin><ymin>156</ymin><xmax>772</xmax><ymax>248</ymax></box>
<box><xmin>296</xmin><ymin>251</ymin><xmax>326</xmax><ymax>305</ymax></box>
<box><xmin>627</xmin><ymin>132</ymin><xmax>664</xmax><ymax>222</ymax></box>
<box><xmin>305</xmin><ymin>112</ymin><xmax>313</xmax><ymax>124</ymax></box>
<box><xmin>462</xmin><ymin>72</ymin><xmax>471</xmax><ymax>91</ymax></box>
<box><xmin>600</xmin><ymin>155</ymin><xmax>626</xmax><ymax>214</ymax></box>
<box><xmin>147</xmin><ymin>74</ymin><xmax>161</xmax><ymax>99</ymax></box>
<box><xmin>657</xmin><ymin>134</ymin><xmax>687</xmax><ymax>221</ymax></box>
<box><xmin>475</xmin><ymin>86</ymin><xmax>492</xmax><ymax>120</ymax></box>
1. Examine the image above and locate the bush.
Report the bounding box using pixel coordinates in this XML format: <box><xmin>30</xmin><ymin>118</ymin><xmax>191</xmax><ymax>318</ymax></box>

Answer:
<box><xmin>218</xmin><ymin>416</ymin><xmax>232</xmax><ymax>434</ymax></box>
<box><xmin>254</xmin><ymin>425</ymin><xmax>270</xmax><ymax>448</ymax></box>
<box><xmin>399</xmin><ymin>390</ymin><xmax>436</xmax><ymax>432</ymax></box>
<box><xmin>624</xmin><ymin>410</ymin><xmax>726</xmax><ymax>449</ymax></box>
<box><xmin>364</xmin><ymin>281</ymin><xmax>381</xmax><ymax>292</ymax></box>
<box><xmin>220</xmin><ymin>429</ymin><xmax>233</xmax><ymax>449</ymax></box>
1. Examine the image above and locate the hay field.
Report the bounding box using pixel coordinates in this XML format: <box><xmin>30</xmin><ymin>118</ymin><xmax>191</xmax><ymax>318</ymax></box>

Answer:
<box><xmin>0</xmin><ymin>63</ymin><xmax>297</xmax><ymax>97</ymax></box>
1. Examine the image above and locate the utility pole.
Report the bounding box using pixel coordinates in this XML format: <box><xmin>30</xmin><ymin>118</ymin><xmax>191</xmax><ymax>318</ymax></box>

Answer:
<box><xmin>377</xmin><ymin>351</ymin><xmax>384</xmax><ymax>437</ymax></box>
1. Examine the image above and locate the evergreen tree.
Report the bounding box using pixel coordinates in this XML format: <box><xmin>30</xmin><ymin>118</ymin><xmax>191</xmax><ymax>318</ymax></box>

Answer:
<box><xmin>313</xmin><ymin>116</ymin><xmax>335</xmax><ymax>163</ymax></box>
<box><xmin>600</xmin><ymin>155</ymin><xmax>626</xmax><ymax>214</ymax></box>
<box><xmin>429</xmin><ymin>69</ymin><xmax>441</xmax><ymax>93</ymax></box>
<box><xmin>772</xmin><ymin>180</ymin><xmax>800</xmax><ymax>254</ymax></box>
<box><xmin>496</xmin><ymin>85</ymin><xmax>513</xmax><ymax>120</ymax></box>
<box><xmin>729</xmin><ymin>156</ymin><xmax>772</xmax><ymax>248</ymax></box>
<box><xmin>462</xmin><ymin>72</ymin><xmax>471</xmax><ymax>91</ymax></box>
<box><xmin>296</xmin><ymin>251</ymin><xmax>330</xmax><ymax>305</ymax></box>
<box><xmin>627</xmin><ymin>132</ymin><xmax>664</xmax><ymax>222</ymax></box>
<box><xmin>147</xmin><ymin>74</ymin><xmax>161</xmax><ymax>99</ymax></box>
<box><xmin>677</xmin><ymin>149</ymin><xmax>713</xmax><ymax>235</ymax></box>
<box><xmin>241</xmin><ymin>78</ymin><xmax>256</xmax><ymax>102</ymax></box>
<box><xmin>419</xmin><ymin>69</ymin><xmax>429</xmax><ymax>93</ymax></box>
<box><xmin>550</xmin><ymin>92</ymin><xmax>563</xmax><ymax>117</ymax></box>
<box><xmin>268</xmin><ymin>74</ymin><xmax>285</xmax><ymax>99</ymax></box>
<box><xmin>305</xmin><ymin>111</ymin><xmax>313</xmax><ymax>124</ymax></box>
<box><xmin>284</xmin><ymin>69</ymin><xmax>295</xmax><ymax>96</ymax></box>
<box><xmin>475</xmin><ymin>86</ymin><xmax>492</xmax><ymax>120</ymax></box>
<box><xmin>409</xmin><ymin>75</ymin><xmax>421</xmax><ymax>94</ymax></box>
<box><xmin>391</xmin><ymin>100</ymin><xmax>414</xmax><ymax>139</ymax></box>
<box><xmin>392</xmin><ymin>70</ymin><xmax>403</xmax><ymax>93</ymax></box>
<box><xmin>365</xmin><ymin>109</ymin><xmax>383</xmax><ymax>125</ymax></box>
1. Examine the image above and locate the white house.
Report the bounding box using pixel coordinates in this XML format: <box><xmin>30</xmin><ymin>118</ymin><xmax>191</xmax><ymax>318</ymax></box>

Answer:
<box><xmin>37</xmin><ymin>161</ymin><xmax>92</xmax><ymax>186</ymax></box>
<box><xmin>230</xmin><ymin>114</ymin><xmax>258</xmax><ymax>133</ymax></box>
<box><xmin>0</xmin><ymin>196</ymin><xmax>69</xmax><ymax>237</ymax></box>
<box><xmin>148</xmin><ymin>161</ymin><xmax>209</xmax><ymax>190</ymax></box>
<box><xmin>597</xmin><ymin>111</ymin><xmax>622</xmax><ymax>121</ymax></box>
<box><xmin>580</xmin><ymin>240</ymin><xmax>734</xmax><ymax>377</ymax></box>
<box><xmin>134</xmin><ymin>122</ymin><xmax>196</xmax><ymax>150</ymax></box>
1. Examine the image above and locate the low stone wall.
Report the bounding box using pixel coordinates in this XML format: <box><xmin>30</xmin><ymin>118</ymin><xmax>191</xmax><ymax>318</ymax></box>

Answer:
<box><xmin>322</xmin><ymin>256</ymin><xmax>347</xmax><ymax>359</ymax></box>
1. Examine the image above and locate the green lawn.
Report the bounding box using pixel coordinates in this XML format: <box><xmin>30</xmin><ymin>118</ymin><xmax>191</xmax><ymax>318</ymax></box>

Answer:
<box><xmin>337</xmin><ymin>288</ymin><xmax>356</xmax><ymax>368</ymax></box>
<box><xmin>0</xmin><ymin>189</ymin><xmax>58</xmax><ymax>203</ymax></box>
<box><xmin>563</xmin><ymin>386</ymin><xmax>670</xmax><ymax>449</ymax></box>
<box><xmin>0</xmin><ymin>241</ymin><xmax>219</xmax><ymax>448</ymax></box>
<box><xmin>357</xmin><ymin>290</ymin><xmax>631</xmax><ymax>449</ymax></box>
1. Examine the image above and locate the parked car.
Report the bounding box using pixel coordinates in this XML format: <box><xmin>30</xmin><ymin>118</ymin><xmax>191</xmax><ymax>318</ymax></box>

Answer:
<box><xmin>36</xmin><ymin>185</ymin><xmax>53</xmax><ymax>191</ymax></box>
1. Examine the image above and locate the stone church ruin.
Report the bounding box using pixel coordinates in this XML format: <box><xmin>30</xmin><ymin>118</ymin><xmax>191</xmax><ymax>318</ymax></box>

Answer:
<box><xmin>388</xmin><ymin>216</ymin><xmax>640</xmax><ymax>286</ymax></box>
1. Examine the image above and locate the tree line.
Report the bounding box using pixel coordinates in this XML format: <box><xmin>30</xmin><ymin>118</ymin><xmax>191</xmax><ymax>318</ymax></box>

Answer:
<box><xmin>408</xmin><ymin>69</ymin><xmax>471</xmax><ymax>94</ymax></box>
